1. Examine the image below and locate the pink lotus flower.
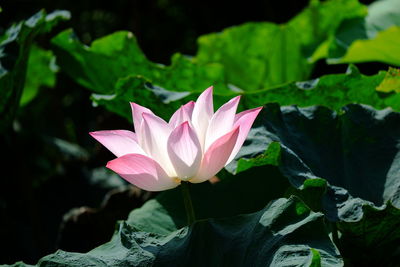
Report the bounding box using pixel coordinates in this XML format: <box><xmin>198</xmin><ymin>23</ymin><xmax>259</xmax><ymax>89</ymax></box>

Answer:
<box><xmin>90</xmin><ymin>87</ymin><xmax>262</xmax><ymax>191</ymax></box>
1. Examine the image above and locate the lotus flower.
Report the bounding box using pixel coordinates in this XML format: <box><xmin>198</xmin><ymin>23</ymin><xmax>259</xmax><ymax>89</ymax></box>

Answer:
<box><xmin>90</xmin><ymin>87</ymin><xmax>262</xmax><ymax>191</ymax></box>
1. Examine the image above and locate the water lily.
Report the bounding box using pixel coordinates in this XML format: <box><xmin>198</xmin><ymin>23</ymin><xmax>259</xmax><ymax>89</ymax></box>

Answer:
<box><xmin>90</xmin><ymin>86</ymin><xmax>262</xmax><ymax>192</ymax></box>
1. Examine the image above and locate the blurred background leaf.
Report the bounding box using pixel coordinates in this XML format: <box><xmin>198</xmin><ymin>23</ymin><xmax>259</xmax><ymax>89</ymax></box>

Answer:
<box><xmin>20</xmin><ymin>45</ymin><xmax>58</xmax><ymax>106</ymax></box>
<box><xmin>311</xmin><ymin>0</ymin><xmax>400</xmax><ymax>65</ymax></box>
<box><xmin>0</xmin><ymin>10</ymin><xmax>70</xmax><ymax>132</ymax></box>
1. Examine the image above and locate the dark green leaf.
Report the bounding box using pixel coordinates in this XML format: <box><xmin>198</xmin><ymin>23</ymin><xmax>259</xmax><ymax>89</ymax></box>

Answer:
<box><xmin>0</xmin><ymin>10</ymin><xmax>70</xmax><ymax>132</ymax></box>
<box><xmin>227</xmin><ymin>103</ymin><xmax>400</xmax><ymax>265</ymax></box>
<box><xmin>9</xmin><ymin>197</ymin><xmax>343</xmax><ymax>267</ymax></box>
<box><xmin>336</xmin><ymin>202</ymin><xmax>400</xmax><ymax>266</ymax></box>
<box><xmin>128</xmin><ymin>163</ymin><xmax>290</xmax><ymax>233</ymax></box>
<box><xmin>229</xmin><ymin>103</ymin><xmax>400</xmax><ymax>219</ymax></box>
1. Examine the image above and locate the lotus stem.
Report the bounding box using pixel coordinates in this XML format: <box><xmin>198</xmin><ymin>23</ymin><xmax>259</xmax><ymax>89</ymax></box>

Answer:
<box><xmin>181</xmin><ymin>181</ymin><xmax>196</xmax><ymax>225</ymax></box>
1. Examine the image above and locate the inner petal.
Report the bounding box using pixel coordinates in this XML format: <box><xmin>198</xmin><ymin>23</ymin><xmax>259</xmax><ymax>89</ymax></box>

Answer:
<box><xmin>140</xmin><ymin>113</ymin><xmax>176</xmax><ymax>177</ymax></box>
<box><xmin>205</xmin><ymin>95</ymin><xmax>240</xmax><ymax>151</ymax></box>
<box><xmin>167</xmin><ymin>121</ymin><xmax>202</xmax><ymax>180</ymax></box>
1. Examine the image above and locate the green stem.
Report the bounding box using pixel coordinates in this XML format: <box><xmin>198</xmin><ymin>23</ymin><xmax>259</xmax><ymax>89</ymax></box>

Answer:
<box><xmin>181</xmin><ymin>181</ymin><xmax>196</xmax><ymax>225</ymax></box>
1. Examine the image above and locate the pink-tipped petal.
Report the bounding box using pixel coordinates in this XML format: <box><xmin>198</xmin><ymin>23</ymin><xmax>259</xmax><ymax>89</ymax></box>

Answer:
<box><xmin>130</xmin><ymin>102</ymin><xmax>154</xmax><ymax>134</ymax></box>
<box><xmin>140</xmin><ymin>113</ymin><xmax>175</xmax><ymax>176</ymax></box>
<box><xmin>169</xmin><ymin>101</ymin><xmax>195</xmax><ymax>128</ymax></box>
<box><xmin>226</xmin><ymin>107</ymin><xmax>263</xmax><ymax>164</ymax></box>
<box><xmin>106</xmin><ymin>154</ymin><xmax>179</xmax><ymax>191</ymax></box>
<box><xmin>205</xmin><ymin>95</ymin><xmax>241</xmax><ymax>151</ymax></box>
<box><xmin>191</xmin><ymin>126</ymin><xmax>239</xmax><ymax>183</ymax></box>
<box><xmin>192</xmin><ymin>86</ymin><xmax>214</xmax><ymax>149</ymax></box>
<box><xmin>89</xmin><ymin>130</ymin><xmax>145</xmax><ymax>157</ymax></box>
<box><xmin>167</xmin><ymin>121</ymin><xmax>202</xmax><ymax>180</ymax></box>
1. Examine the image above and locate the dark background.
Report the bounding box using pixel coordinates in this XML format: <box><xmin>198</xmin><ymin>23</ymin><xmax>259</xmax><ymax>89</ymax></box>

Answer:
<box><xmin>0</xmin><ymin>0</ymin><xmax>375</xmax><ymax>264</ymax></box>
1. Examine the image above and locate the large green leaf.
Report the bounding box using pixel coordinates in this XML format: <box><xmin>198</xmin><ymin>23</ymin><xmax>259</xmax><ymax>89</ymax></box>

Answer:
<box><xmin>226</xmin><ymin>103</ymin><xmax>400</xmax><ymax>265</ymax></box>
<box><xmin>195</xmin><ymin>0</ymin><xmax>365</xmax><ymax>90</ymax></box>
<box><xmin>127</xmin><ymin>163</ymin><xmax>290</xmax><ymax>233</ymax></box>
<box><xmin>7</xmin><ymin>197</ymin><xmax>343</xmax><ymax>267</ymax></box>
<box><xmin>241</xmin><ymin>65</ymin><xmax>400</xmax><ymax>112</ymax></box>
<box><xmin>0</xmin><ymin>10</ymin><xmax>70</xmax><ymax>132</ymax></box>
<box><xmin>51</xmin><ymin>30</ymin><xmax>232</xmax><ymax>95</ymax></box>
<box><xmin>328</xmin><ymin>26</ymin><xmax>400</xmax><ymax>66</ymax></box>
<box><xmin>336</xmin><ymin>203</ymin><xmax>400</xmax><ymax>266</ymax></box>
<box><xmin>92</xmin><ymin>65</ymin><xmax>400</xmax><ymax>122</ymax></box>
<box><xmin>50</xmin><ymin>0</ymin><xmax>367</xmax><ymax>119</ymax></box>
<box><xmin>228</xmin><ymin>103</ymin><xmax>400</xmax><ymax>219</ymax></box>
<box><xmin>311</xmin><ymin>0</ymin><xmax>400</xmax><ymax>65</ymax></box>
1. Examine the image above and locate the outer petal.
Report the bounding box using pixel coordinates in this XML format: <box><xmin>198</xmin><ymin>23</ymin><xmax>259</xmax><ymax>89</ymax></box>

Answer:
<box><xmin>205</xmin><ymin>95</ymin><xmax>240</xmax><ymax>151</ymax></box>
<box><xmin>140</xmin><ymin>113</ymin><xmax>176</xmax><ymax>176</ymax></box>
<box><xmin>130</xmin><ymin>102</ymin><xmax>154</xmax><ymax>134</ymax></box>
<box><xmin>169</xmin><ymin>101</ymin><xmax>195</xmax><ymax>128</ymax></box>
<box><xmin>191</xmin><ymin>126</ymin><xmax>239</xmax><ymax>183</ymax></box>
<box><xmin>167</xmin><ymin>121</ymin><xmax>202</xmax><ymax>180</ymax></box>
<box><xmin>226</xmin><ymin>107</ymin><xmax>263</xmax><ymax>164</ymax></box>
<box><xmin>191</xmin><ymin>86</ymin><xmax>214</xmax><ymax>149</ymax></box>
<box><xmin>106</xmin><ymin>154</ymin><xmax>179</xmax><ymax>191</ymax></box>
<box><xmin>89</xmin><ymin>130</ymin><xmax>146</xmax><ymax>157</ymax></box>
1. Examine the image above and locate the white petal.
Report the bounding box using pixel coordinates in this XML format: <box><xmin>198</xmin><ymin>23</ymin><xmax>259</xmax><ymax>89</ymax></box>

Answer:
<box><xmin>169</xmin><ymin>101</ymin><xmax>195</xmax><ymax>128</ymax></box>
<box><xmin>226</xmin><ymin>107</ymin><xmax>262</xmax><ymax>164</ymax></box>
<box><xmin>167</xmin><ymin>122</ymin><xmax>202</xmax><ymax>180</ymax></box>
<box><xmin>191</xmin><ymin>86</ymin><xmax>214</xmax><ymax>149</ymax></box>
<box><xmin>130</xmin><ymin>102</ymin><xmax>154</xmax><ymax>136</ymax></box>
<box><xmin>140</xmin><ymin>113</ymin><xmax>176</xmax><ymax>176</ymax></box>
<box><xmin>205</xmin><ymin>96</ymin><xmax>240</xmax><ymax>151</ymax></box>
<box><xmin>107</xmin><ymin>153</ymin><xmax>179</xmax><ymax>191</ymax></box>
<box><xmin>89</xmin><ymin>130</ymin><xmax>146</xmax><ymax>157</ymax></box>
<box><xmin>191</xmin><ymin>126</ymin><xmax>239</xmax><ymax>183</ymax></box>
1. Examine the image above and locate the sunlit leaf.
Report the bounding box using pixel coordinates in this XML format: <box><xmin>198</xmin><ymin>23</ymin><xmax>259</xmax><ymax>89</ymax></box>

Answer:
<box><xmin>312</xmin><ymin>0</ymin><xmax>400</xmax><ymax>66</ymax></box>
<box><xmin>376</xmin><ymin>67</ymin><xmax>400</xmax><ymax>93</ymax></box>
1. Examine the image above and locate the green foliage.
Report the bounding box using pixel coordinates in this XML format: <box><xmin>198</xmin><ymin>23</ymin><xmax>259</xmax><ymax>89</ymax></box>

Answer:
<box><xmin>50</xmin><ymin>0</ymin><xmax>370</xmax><ymax>120</ymax></box>
<box><xmin>51</xmin><ymin>30</ymin><xmax>231</xmax><ymax>95</ymax></box>
<box><xmin>226</xmin><ymin>103</ymin><xmax>400</xmax><ymax>265</ymax></box>
<box><xmin>196</xmin><ymin>0</ymin><xmax>365</xmax><ymax>90</ymax></box>
<box><xmin>235</xmin><ymin>141</ymin><xmax>281</xmax><ymax>174</ymax></box>
<box><xmin>328</xmin><ymin>26</ymin><xmax>400</xmax><ymax>66</ymax></box>
<box><xmin>0</xmin><ymin>10</ymin><xmax>70</xmax><ymax>132</ymax></box>
<box><xmin>376</xmin><ymin>67</ymin><xmax>400</xmax><ymax>93</ymax></box>
<box><xmin>312</xmin><ymin>0</ymin><xmax>400</xmax><ymax>66</ymax></box>
<box><xmin>4</xmin><ymin>0</ymin><xmax>400</xmax><ymax>266</ymax></box>
<box><xmin>7</xmin><ymin>197</ymin><xmax>343</xmax><ymax>267</ymax></box>
<box><xmin>337</xmin><ymin>203</ymin><xmax>400</xmax><ymax>266</ymax></box>
<box><xmin>21</xmin><ymin>45</ymin><xmax>58</xmax><ymax>106</ymax></box>
<box><xmin>242</xmin><ymin>65</ymin><xmax>400</xmax><ymax>112</ymax></box>
<box><xmin>51</xmin><ymin>22</ymin><xmax>400</xmax><ymax>121</ymax></box>
<box><xmin>93</xmin><ymin>65</ymin><xmax>400</xmax><ymax>121</ymax></box>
